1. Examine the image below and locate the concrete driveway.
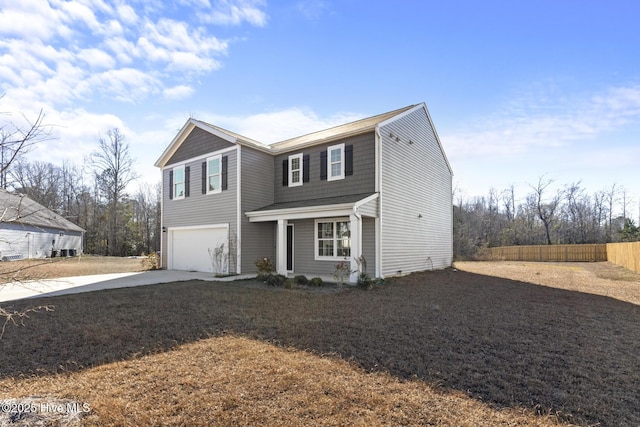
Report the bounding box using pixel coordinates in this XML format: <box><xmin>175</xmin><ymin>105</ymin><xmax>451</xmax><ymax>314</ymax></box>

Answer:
<box><xmin>0</xmin><ymin>271</ymin><xmax>255</xmax><ymax>303</ymax></box>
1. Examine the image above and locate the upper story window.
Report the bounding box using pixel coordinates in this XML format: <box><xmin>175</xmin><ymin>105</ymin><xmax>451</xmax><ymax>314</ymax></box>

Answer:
<box><xmin>282</xmin><ymin>154</ymin><xmax>309</xmax><ymax>187</ymax></box>
<box><xmin>172</xmin><ymin>165</ymin><xmax>185</xmax><ymax>200</ymax></box>
<box><xmin>327</xmin><ymin>143</ymin><xmax>345</xmax><ymax>181</ymax></box>
<box><xmin>288</xmin><ymin>153</ymin><xmax>303</xmax><ymax>187</ymax></box>
<box><xmin>207</xmin><ymin>155</ymin><xmax>222</xmax><ymax>194</ymax></box>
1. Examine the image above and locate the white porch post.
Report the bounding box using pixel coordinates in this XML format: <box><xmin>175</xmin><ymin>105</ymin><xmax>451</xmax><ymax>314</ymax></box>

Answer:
<box><xmin>276</xmin><ymin>219</ymin><xmax>287</xmax><ymax>275</ymax></box>
<box><xmin>349</xmin><ymin>214</ymin><xmax>361</xmax><ymax>283</ymax></box>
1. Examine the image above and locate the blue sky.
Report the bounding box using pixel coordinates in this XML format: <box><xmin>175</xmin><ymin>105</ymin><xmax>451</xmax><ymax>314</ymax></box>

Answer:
<box><xmin>1</xmin><ymin>0</ymin><xmax>639</xmax><ymax>218</ymax></box>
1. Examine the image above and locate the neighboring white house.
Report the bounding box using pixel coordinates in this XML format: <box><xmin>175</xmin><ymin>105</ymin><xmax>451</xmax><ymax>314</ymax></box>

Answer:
<box><xmin>0</xmin><ymin>189</ymin><xmax>84</xmax><ymax>260</ymax></box>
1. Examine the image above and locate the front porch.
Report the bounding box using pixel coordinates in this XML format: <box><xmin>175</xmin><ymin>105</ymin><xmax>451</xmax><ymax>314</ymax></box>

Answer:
<box><xmin>246</xmin><ymin>193</ymin><xmax>379</xmax><ymax>283</ymax></box>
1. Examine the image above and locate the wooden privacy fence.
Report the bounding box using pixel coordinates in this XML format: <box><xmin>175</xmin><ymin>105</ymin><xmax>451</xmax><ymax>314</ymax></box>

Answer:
<box><xmin>487</xmin><ymin>243</ymin><xmax>640</xmax><ymax>273</ymax></box>
<box><xmin>487</xmin><ymin>244</ymin><xmax>608</xmax><ymax>262</ymax></box>
<box><xmin>607</xmin><ymin>242</ymin><xmax>640</xmax><ymax>274</ymax></box>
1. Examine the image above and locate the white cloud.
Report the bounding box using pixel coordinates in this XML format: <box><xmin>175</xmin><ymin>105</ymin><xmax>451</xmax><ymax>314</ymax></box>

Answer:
<box><xmin>163</xmin><ymin>85</ymin><xmax>195</xmax><ymax>100</ymax></box>
<box><xmin>138</xmin><ymin>19</ymin><xmax>227</xmax><ymax>72</ymax></box>
<box><xmin>0</xmin><ymin>0</ymin><xmax>270</xmax><ymax>192</ymax></box>
<box><xmin>0</xmin><ymin>0</ymin><xmax>259</xmax><ymax>111</ymax></box>
<box><xmin>58</xmin><ymin>1</ymin><xmax>102</xmax><ymax>33</ymax></box>
<box><xmin>116</xmin><ymin>4</ymin><xmax>138</xmax><ymax>25</ymax></box>
<box><xmin>296</xmin><ymin>0</ymin><xmax>330</xmax><ymax>20</ymax></box>
<box><xmin>443</xmin><ymin>84</ymin><xmax>640</xmax><ymax>162</ymax></box>
<box><xmin>202</xmin><ymin>107</ymin><xmax>365</xmax><ymax>144</ymax></box>
<box><xmin>87</xmin><ymin>68</ymin><xmax>163</xmax><ymax>103</ymax></box>
<box><xmin>203</xmin><ymin>0</ymin><xmax>268</xmax><ymax>27</ymax></box>
<box><xmin>0</xmin><ymin>0</ymin><xmax>70</xmax><ymax>40</ymax></box>
<box><xmin>23</xmin><ymin>107</ymin><xmax>127</xmax><ymax>170</ymax></box>
<box><xmin>78</xmin><ymin>48</ymin><xmax>116</xmax><ymax>69</ymax></box>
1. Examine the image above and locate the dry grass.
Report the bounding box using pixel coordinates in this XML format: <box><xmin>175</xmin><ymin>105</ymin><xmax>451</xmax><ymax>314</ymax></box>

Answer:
<box><xmin>1</xmin><ymin>262</ymin><xmax>639</xmax><ymax>426</ymax></box>
<box><xmin>3</xmin><ymin>336</ymin><xmax>566</xmax><ymax>426</ymax></box>
<box><xmin>455</xmin><ymin>261</ymin><xmax>640</xmax><ymax>305</ymax></box>
<box><xmin>0</xmin><ymin>256</ymin><xmax>146</xmax><ymax>284</ymax></box>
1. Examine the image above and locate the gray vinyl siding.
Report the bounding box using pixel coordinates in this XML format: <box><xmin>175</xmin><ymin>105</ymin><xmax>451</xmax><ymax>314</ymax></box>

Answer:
<box><xmin>240</xmin><ymin>146</ymin><xmax>276</xmax><ymax>273</ymax></box>
<box><xmin>361</xmin><ymin>217</ymin><xmax>376</xmax><ymax>276</ymax></box>
<box><xmin>274</xmin><ymin>132</ymin><xmax>375</xmax><ymax>204</ymax></box>
<box><xmin>288</xmin><ymin>219</ymin><xmax>335</xmax><ymax>277</ymax></box>
<box><xmin>167</xmin><ymin>127</ymin><xmax>235</xmax><ymax>165</ymax></box>
<box><xmin>358</xmin><ymin>197</ymin><xmax>379</xmax><ymax>218</ymax></box>
<box><xmin>287</xmin><ymin>217</ymin><xmax>376</xmax><ymax>279</ymax></box>
<box><xmin>162</xmin><ymin>147</ymin><xmax>239</xmax><ymax>272</ymax></box>
<box><xmin>379</xmin><ymin>107</ymin><xmax>453</xmax><ymax>276</ymax></box>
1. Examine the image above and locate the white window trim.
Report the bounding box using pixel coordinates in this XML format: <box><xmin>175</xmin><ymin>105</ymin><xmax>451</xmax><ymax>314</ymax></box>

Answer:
<box><xmin>173</xmin><ymin>164</ymin><xmax>185</xmax><ymax>200</ymax></box>
<box><xmin>206</xmin><ymin>154</ymin><xmax>222</xmax><ymax>195</ymax></box>
<box><xmin>327</xmin><ymin>143</ymin><xmax>345</xmax><ymax>181</ymax></box>
<box><xmin>288</xmin><ymin>153</ymin><xmax>303</xmax><ymax>187</ymax></box>
<box><xmin>314</xmin><ymin>217</ymin><xmax>351</xmax><ymax>261</ymax></box>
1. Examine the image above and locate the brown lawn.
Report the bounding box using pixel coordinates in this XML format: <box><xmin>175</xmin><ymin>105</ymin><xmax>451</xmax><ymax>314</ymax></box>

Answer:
<box><xmin>0</xmin><ymin>256</ymin><xmax>147</xmax><ymax>284</ymax></box>
<box><xmin>1</xmin><ymin>261</ymin><xmax>639</xmax><ymax>426</ymax></box>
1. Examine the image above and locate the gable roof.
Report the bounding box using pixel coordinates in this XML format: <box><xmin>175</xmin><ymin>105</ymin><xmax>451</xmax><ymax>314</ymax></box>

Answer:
<box><xmin>0</xmin><ymin>189</ymin><xmax>85</xmax><ymax>233</ymax></box>
<box><xmin>270</xmin><ymin>105</ymin><xmax>417</xmax><ymax>152</ymax></box>
<box><xmin>155</xmin><ymin>105</ymin><xmax>420</xmax><ymax>167</ymax></box>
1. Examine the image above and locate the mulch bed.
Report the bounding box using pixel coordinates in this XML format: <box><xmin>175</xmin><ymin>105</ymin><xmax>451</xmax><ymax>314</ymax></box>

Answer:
<box><xmin>1</xmin><ymin>265</ymin><xmax>638</xmax><ymax>426</ymax></box>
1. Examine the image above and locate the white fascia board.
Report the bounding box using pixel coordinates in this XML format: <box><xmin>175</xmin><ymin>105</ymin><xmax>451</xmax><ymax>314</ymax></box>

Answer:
<box><xmin>192</xmin><ymin>120</ymin><xmax>238</xmax><ymax>144</ymax></box>
<box><xmin>247</xmin><ymin>204</ymin><xmax>355</xmax><ymax>222</ymax></box>
<box><xmin>167</xmin><ymin>223</ymin><xmax>229</xmax><ymax>232</ymax></box>
<box><xmin>353</xmin><ymin>193</ymin><xmax>379</xmax><ymax>210</ymax></box>
<box><xmin>154</xmin><ymin>120</ymin><xmax>194</xmax><ymax>168</ymax></box>
<box><xmin>421</xmin><ymin>104</ymin><xmax>454</xmax><ymax>176</ymax></box>
<box><xmin>376</xmin><ymin>103</ymin><xmax>424</xmax><ymax>128</ymax></box>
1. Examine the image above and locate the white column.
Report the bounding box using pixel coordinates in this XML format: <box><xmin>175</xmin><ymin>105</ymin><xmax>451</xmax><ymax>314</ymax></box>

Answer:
<box><xmin>276</xmin><ymin>219</ymin><xmax>287</xmax><ymax>275</ymax></box>
<box><xmin>349</xmin><ymin>214</ymin><xmax>361</xmax><ymax>283</ymax></box>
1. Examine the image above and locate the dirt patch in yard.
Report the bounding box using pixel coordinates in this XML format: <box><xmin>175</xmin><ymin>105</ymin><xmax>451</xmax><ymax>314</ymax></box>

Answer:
<box><xmin>0</xmin><ymin>256</ymin><xmax>147</xmax><ymax>284</ymax></box>
<box><xmin>0</xmin><ymin>262</ymin><xmax>638</xmax><ymax>426</ymax></box>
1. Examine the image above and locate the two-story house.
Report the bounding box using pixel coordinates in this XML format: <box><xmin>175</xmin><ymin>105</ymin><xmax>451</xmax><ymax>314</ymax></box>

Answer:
<box><xmin>154</xmin><ymin>103</ymin><xmax>453</xmax><ymax>283</ymax></box>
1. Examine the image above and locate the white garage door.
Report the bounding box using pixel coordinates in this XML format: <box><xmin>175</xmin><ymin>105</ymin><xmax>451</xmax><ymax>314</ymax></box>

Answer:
<box><xmin>169</xmin><ymin>226</ymin><xmax>228</xmax><ymax>273</ymax></box>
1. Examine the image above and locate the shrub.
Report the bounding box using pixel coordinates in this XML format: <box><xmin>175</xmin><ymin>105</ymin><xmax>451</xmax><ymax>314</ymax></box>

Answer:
<box><xmin>357</xmin><ymin>272</ymin><xmax>373</xmax><ymax>290</ymax></box>
<box><xmin>373</xmin><ymin>277</ymin><xmax>385</xmax><ymax>286</ymax></box>
<box><xmin>142</xmin><ymin>252</ymin><xmax>160</xmax><ymax>270</ymax></box>
<box><xmin>266</xmin><ymin>274</ymin><xmax>286</xmax><ymax>287</ymax></box>
<box><xmin>294</xmin><ymin>275</ymin><xmax>309</xmax><ymax>286</ymax></box>
<box><xmin>284</xmin><ymin>278</ymin><xmax>296</xmax><ymax>289</ymax></box>
<box><xmin>309</xmin><ymin>277</ymin><xmax>323</xmax><ymax>287</ymax></box>
<box><xmin>255</xmin><ymin>257</ymin><xmax>275</xmax><ymax>275</ymax></box>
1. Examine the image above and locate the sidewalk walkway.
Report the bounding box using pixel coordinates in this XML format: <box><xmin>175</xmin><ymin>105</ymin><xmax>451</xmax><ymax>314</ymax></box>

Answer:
<box><xmin>0</xmin><ymin>271</ymin><xmax>256</xmax><ymax>303</ymax></box>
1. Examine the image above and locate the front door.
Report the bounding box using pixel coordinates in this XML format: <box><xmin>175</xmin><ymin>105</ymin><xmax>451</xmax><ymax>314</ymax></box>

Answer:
<box><xmin>286</xmin><ymin>224</ymin><xmax>294</xmax><ymax>272</ymax></box>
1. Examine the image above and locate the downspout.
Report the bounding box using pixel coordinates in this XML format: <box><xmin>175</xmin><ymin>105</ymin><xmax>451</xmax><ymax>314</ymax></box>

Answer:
<box><xmin>350</xmin><ymin>206</ymin><xmax>363</xmax><ymax>283</ymax></box>
<box><xmin>374</xmin><ymin>128</ymin><xmax>383</xmax><ymax>279</ymax></box>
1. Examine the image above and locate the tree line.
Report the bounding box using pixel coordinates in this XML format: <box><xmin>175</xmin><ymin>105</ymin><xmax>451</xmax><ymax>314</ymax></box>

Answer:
<box><xmin>454</xmin><ymin>176</ymin><xmax>640</xmax><ymax>259</ymax></box>
<box><xmin>2</xmin><ymin>113</ymin><xmax>161</xmax><ymax>257</ymax></box>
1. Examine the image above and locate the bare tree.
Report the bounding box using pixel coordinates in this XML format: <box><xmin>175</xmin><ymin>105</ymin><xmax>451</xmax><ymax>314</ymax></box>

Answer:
<box><xmin>530</xmin><ymin>176</ymin><xmax>563</xmax><ymax>245</ymax></box>
<box><xmin>1</xmin><ymin>97</ymin><xmax>53</xmax><ymax>189</ymax></box>
<box><xmin>89</xmin><ymin>129</ymin><xmax>138</xmax><ymax>256</ymax></box>
<box><xmin>604</xmin><ymin>183</ymin><xmax>620</xmax><ymax>242</ymax></box>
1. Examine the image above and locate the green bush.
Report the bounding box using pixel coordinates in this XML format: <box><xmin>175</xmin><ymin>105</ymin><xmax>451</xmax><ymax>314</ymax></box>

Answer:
<box><xmin>266</xmin><ymin>274</ymin><xmax>287</xmax><ymax>287</ymax></box>
<box><xmin>294</xmin><ymin>275</ymin><xmax>309</xmax><ymax>285</ymax></box>
<box><xmin>284</xmin><ymin>278</ymin><xmax>296</xmax><ymax>289</ymax></box>
<box><xmin>357</xmin><ymin>272</ymin><xmax>373</xmax><ymax>290</ymax></box>
<box><xmin>309</xmin><ymin>277</ymin><xmax>323</xmax><ymax>287</ymax></box>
